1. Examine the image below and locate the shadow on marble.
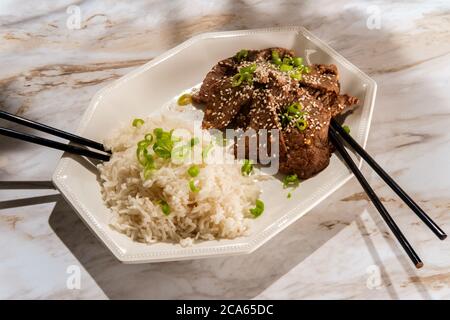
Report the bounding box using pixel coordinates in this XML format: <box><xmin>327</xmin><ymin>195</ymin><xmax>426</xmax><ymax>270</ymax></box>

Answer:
<box><xmin>49</xmin><ymin>183</ymin><xmax>366</xmax><ymax>299</ymax></box>
<box><xmin>359</xmin><ymin>205</ymin><xmax>433</xmax><ymax>299</ymax></box>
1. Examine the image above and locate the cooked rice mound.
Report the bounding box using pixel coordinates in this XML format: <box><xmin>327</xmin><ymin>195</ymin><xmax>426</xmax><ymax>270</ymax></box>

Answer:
<box><xmin>97</xmin><ymin>115</ymin><xmax>260</xmax><ymax>245</ymax></box>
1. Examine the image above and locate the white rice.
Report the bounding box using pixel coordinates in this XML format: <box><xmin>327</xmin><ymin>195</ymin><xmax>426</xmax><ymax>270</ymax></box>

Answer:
<box><xmin>97</xmin><ymin>114</ymin><xmax>260</xmax><ymax>245</ymax></box>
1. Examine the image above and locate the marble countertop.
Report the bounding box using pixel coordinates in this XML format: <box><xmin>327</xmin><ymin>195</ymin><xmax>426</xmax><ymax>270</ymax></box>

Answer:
<box><xmin>1</xmin><ymin>0</ymin><xmax>449</xmax><ymax>299</ymax></box>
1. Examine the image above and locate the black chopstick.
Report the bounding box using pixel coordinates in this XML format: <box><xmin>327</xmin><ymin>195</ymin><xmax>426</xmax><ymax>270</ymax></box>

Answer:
<box><xmin>331</xmin><ymin>119</ymin><xmax>446</xmax><ymax>241</ymax></box>
<box><xmin>329</xmin><ymin>128</ymin><xmax>423</xmax><ymax>268</ymax></box>
<box><xmin>0</xmin><ymin>110</ymin><xmax>110</xmax><ymax>154</ymax></box>
<box><xmin>0</xmin><ymin>127</ymin><xmax>110</xmax><ymax>162</ymax></box>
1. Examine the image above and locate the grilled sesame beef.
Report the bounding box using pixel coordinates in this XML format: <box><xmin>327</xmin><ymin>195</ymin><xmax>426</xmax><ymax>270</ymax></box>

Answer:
<box><xmin>278</xmin><ymin>88</ymin><xmax>332</xmax><ymax>179</ymax></box>
<box><xmin>300</xmin><ymin>64</ymin><xmax>340</xmax><ymax>95</ymax></box>
<box><xmin>196</xmin><ymin>48</ymin><xmax>359</xmax><ymax>179</ymax></box>
<box><xmin>306</xmin><ymin>88</ymin><xmax>359</xmax><ymax>117</ymax></box>
<box><xmin>202</xmin><ymin>79</ymin><xmax>253</xmax><ymax>130</ymax></box>
<box><xmin>192</xmin><ymin>58</ymin><xmax>237</xmax><ymax>105</ymax></box>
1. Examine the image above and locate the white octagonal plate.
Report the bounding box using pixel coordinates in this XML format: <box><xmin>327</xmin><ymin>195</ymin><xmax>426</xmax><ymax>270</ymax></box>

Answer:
<box><xmin>53</xmin><ymin>27</ymin><xmax>376</xmax><ymax>263</ymax></box>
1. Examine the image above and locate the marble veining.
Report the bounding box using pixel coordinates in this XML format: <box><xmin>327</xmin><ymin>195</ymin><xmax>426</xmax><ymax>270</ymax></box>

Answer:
<box><xmin>0</xmin><ymin>0</ymin><xmax>449</xmax><ymax>299</ymax></box>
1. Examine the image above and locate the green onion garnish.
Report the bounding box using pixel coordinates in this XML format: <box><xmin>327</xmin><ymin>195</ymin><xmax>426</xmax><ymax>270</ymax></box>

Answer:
<box><xmin>153</xmin><ymin>128</ymin><xmax>163</xmax><ymax>139</ymax></box>
<box><xmin>271</xmin><ymin>50</ymin><xmax>282</xmax><ymax>65</ymax></box>
<box><xmin>153</xmin><ymin>145</ymin><xmax>171</xmax><ymax>159</ymax></box>
<box><xmin>235</xmin><ymin>49</ymin><xmax>248</xmax><ymax>61</ymax></box>
<box><xmin>137</xmin><ymin>139</ymin><xmax>150</xmax><ymax>149</ymax></box>
<box><xmin>282</xmin><ymin>56</ymin><xmax>293</xmax><ymax>65</ymax></box>
<box><xmin>280</xmin><ymin>64</ymin><xmax>293</xmax><ymax>72</ymax></box>
<box><xmin>271</xmin><ymin>52</ymin><xmax>309</xmax><ymax>79</ymax></box>
<box><xmin>342</xmin><ymin>125</ymin><xmax>351</xmax><ymax>134</ymax></box>
<box><xmin>177</xmin><ymin>93</ymin><xmax>192</xmax><ymax>106</ymax></box>
<box><xmin>292</xmin><ymin>57</ymin><xmax>303</xmax><ymax>67</ymax></box>
<box><xmin>283</xmin><ymin>174</ymin><xmax>300</xmax><ymax>189</ymax></box>
<box><xmin>232</xmin><ymin>73</ymin><xmax>243</xmax><ymax>87</ymax></box>
<box><xmin>250</xmin><ymin>199</ymin><xmax>264</xmax><ymax>218</ymax></box>
<box><xmin>143</xmin><ymin>161</ymin><xmax>155</xmax><ymax>179</ymax></box>
<box><xmin>152</xmin><ymin>128</ymin><xmax>173</xmax><ymax>159</ymax></box>
<box><xmin>287</xmin><ymin>102</ymin><xmax>302</xmax><ymax>115</ymax></box>
<box><xmin>144</xmin><ymin>133</ymin><xmax>153</xmax><ymax>143</ymax></box>
<box><xmin>189</xmin><ymin>179</ymin><xmax>201</xmax><ymax>193</ymax></box>
<box><xmin>279</xmin><ymin>102</ymin><xmax>308</xmax><ymax>131</ymax></box>
<box><xmin>132</xmin><ymin>118</ymin><xmax>144</xmax><ymax>128</ymax></box>
<box><xmin>241</xmin><ymin>64</ymin><xmax>257</xmax><ymax>74</ymax></box>
<box><xmin>241</xmin><ymin>159</ymin><xmax>253</xmax><ymax>176</ymax></box>
<box><xmin>279</xmin><ymin>113</ymin><xmax>292</xmax><ymax>128</ymax></box>
<box><xmin>287</xmin><ymin>192</ymin><xmax>292</xmax><ymax>199</ymax></box>
<box><xmin>136</xmin><ymin>142</ymin><xmax>152</xmax><ymax>166</ymax></box>
<box><xmin>160</xmin><ymin>200</ymin><xmax>171</xmax><ymax>216</ymax></box>
<box><xmin>290</xmin><ymin>72</ymin><xmax>302</xmax><ymax>80</ymax></box>
<box><xmin>187</xmin><ymin>164</ymin><xmax>200</xmax><ymax>177</ymax></box>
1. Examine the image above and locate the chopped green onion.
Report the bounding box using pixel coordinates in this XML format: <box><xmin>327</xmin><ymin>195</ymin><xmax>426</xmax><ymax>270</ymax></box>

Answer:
<box><xmin>153</xmin><ymin>145</ymin><xmax>171</xmax><ymax>159</ymax></box>
<box><xmin>152</xmin><ymin>128</ymin><xmax>174</xmax><ymax>159</ymax></box>
<box><xmin>190</xmin><ymin>137</ymin><xmax>200</xmax><ymax>147</ymax></box>
<box><xmin>136</xmin><ymin>142</ymin><xmax>153</xmax><ymax>166</ymax></box>
<box><xmin>295</xmin><ymin>118</ymin><xmax>308</xmax><ymax>131</ymax></box>
<box><xmin>137</xmin><ymin>139</ymin><xmax>150</xmax><ymax>149</ymax></box>
<box><xmin>189</xmin><ymin>179</ymin><xmax>201</xmax><ymax>193</ymax></box>
<box><xmin>280</xmin><ymin>64</ymin><xmax>293</xmax><ymax>72</ymax></box>
<box><xmin>136</xmin><ymin>147</ymin><xmax>147</xmax><ymax>165</ymax></box>
<box><xmin>241</xmin><ymin>64</ymin><xmax>257</xmax><ymax>74</ymax></box>
<box><xmin>290</xmin><ymin>72</ymin><xmax>302</xmax><ymax>80</ymax></box>
<box><xmin>250</xmin><ymin>199</ymin><xmax>264</xmax><ymax>218</ymax></box>
<box><xmin>235</xmin><ymin>49</ymin><xmax>248</xmax><ymax>61</ymax></box>
<box><xmin>287</xmin><ymin>192</ymin><xmax>292</xmax><ymax>199</ymax></box>
<box><xmin>287</xmin><ymin>102</ymin><xmax>302</xmax><ymax>115</ymax></box>
<box><xmin>282</xmin><ymin>56</ymin><xmax>293</xmax><ymax>65</ymax></box>
<box><xmin>241</xmin><ymin>159</ymin><xmax>253</xmax><ymax>176</ymax></box>
<box><xmin>283</xmin><ymin>174</ymin><xmax>300</xmax><ymax>188</ymax></box>
<box><xmin>132</xmin><ymin>118</ymin><xmax>144</xmax><ymax>128</ymax></box>
<box><xmin>160</xmin><ymin>200</ymin><xmax>171</xmax><ymax>216</ymax></box>
<box><xmin>143</xmin><ymin>161</ymin><xmax>155</xmax><ymax>179</ymax></box>
<box><xmin>342</xmin><ymin>125</ymin><xmax>351</xmax><ymax>134</ymax></box>
<box><xmin>153</xmin><ymin>128</ymin><xmax>163</xmax><ymax>139</ymax></box>
<box><xmin>144</xmin><ymin>133</ymin><xmax>153</xmax><ymax>143</ymax></box>
<box><xmin>232</xmin><ymin>73</ymin><xmax>243</xmax><ymax>87</ymax></box>
<box><xmin>279</xmin><ymin>102</ymin><xmax>307</xmax><ymax>130</ymax></box>
<box><xmin>232</xmin><ymin>63</ymin><xmax>257</xmax><ymax>87</ymax></box>
<box><xmin>242</xmin><ymin>73</ymin><xmax>254</xmax><ymax>86</ymax></box>
<box><xmin>292</xmin><ymin>57</ymin><xmax>303</xmax><ymax>67</ymax></box>
<box><xmin>271</xmin><ymin>53</ymin><xmax>309</xmax><ymax>79</ymax></box>
<box><xmin>177</xmin><ymin>93</ymin><xmax>192</xmax><ymax>106</ymax></box>
<box><xmin>271</xmin><ymin>50</ymin><xmax>282</xmax><ymax>65</ymax></box>
<box><xmin>187</xmin><ymin>164</ymin><xmax>200</xmax><ymax>177</ymax></box>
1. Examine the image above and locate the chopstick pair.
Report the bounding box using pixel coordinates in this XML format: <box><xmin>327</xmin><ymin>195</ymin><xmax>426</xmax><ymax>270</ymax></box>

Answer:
<box><xmin>0</xmin><ymin>110</ymin><xmax>110</xmax><ymax>161</ymax></box>
<box><xmin>329</xmin><ymin>119</ymin><xmax>446</xmax><ymax>268</ymax></box>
